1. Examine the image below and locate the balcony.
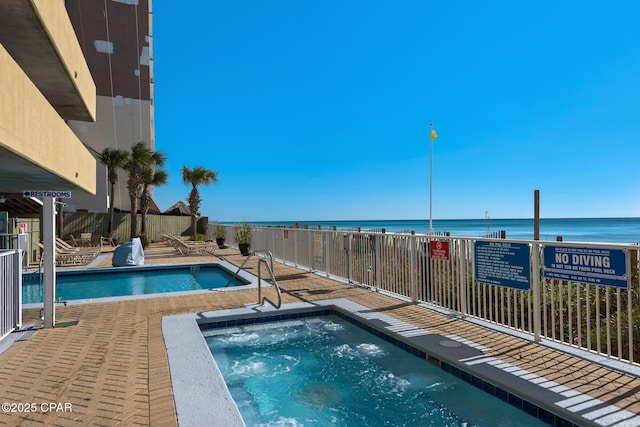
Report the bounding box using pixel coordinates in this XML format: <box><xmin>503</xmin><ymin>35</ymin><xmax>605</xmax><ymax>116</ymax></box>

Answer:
<box><xmin>0</xmin><ymin>0</ymin><xmax>96</xmax><ymax>195</ymax></box>
<box><xmin>0</xmin><ymin>0</ymin><xmax>96</xmax><ymax>121</ymax></box>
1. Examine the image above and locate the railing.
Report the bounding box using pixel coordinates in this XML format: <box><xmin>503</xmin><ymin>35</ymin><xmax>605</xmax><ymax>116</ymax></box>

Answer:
<box><xmin>225</xmin><ymin>250</ymin><xmax>282</xmax><ymax>309</ymax></box>
<box><xmin>223</xmin><ymin>225</ymin><xmax>640</xmax><ymax>366</ymax></box>
<box><xmin>0</xmin><ymin>250</ymin><xmax>22</xmax><ymax>342</ymax></box>
<box><xmin>256</xmin><ymin>257</ymin><xmax>281</xmax><ymax>309</ymax></box>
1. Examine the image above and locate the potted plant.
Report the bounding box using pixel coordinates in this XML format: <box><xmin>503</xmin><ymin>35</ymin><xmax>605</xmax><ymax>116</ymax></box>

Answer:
<box><xmin>214</xmin><ymin>224</ymin><xmax>227</xmax><ymax>248</ymax></box>
<box><xmin>234</xmin><ymin>223</ymin><xmax>252</xmax><ymax>256</ymax></box>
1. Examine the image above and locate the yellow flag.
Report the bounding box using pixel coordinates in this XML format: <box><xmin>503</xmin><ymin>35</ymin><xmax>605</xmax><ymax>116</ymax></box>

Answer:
<box><xmin>431</xmin><ymin>128</ymin><xmax>438</xmax><ymax>140</ymax></box>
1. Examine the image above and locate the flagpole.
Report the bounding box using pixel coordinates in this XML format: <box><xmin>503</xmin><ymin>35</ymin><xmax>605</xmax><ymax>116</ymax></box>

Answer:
<box><xmin>429</xmin><ymin>123</ymin><xmax>434</xmax><ymax>235</ymax></box>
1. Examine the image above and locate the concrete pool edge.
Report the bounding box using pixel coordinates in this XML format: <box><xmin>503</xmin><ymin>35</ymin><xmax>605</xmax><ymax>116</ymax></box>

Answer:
<box><xmin>162</xmin><ymin>313</ymin><xmax>246</xmax><ymax>427</ymax></box>
<box><xmin>163</xmin><ymin>299</ymin><xmax>638</xmax><ymax>427</ymax></box>
<box><xmin>22</xmin><ymin>260</ymin><xmax>266</xmax><ymax>308</ymax></box>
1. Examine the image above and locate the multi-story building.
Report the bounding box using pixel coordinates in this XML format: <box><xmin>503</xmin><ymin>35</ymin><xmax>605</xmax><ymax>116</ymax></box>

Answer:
<box><xmin>65</xmin><ymin>0</ymin><xmax>154</xmax><ymax>213</ymax></box>
<box><xmin>0</xmin><ymin>0</ymin><xmax>151</xmax><ymax>330</ymax></box>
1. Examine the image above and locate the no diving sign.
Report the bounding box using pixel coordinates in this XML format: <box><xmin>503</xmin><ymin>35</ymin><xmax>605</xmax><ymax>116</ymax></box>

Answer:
<box><xmin>543</xmin><ymin>245</ymin><xmax>629</xmax><ymax>288</ymax></box>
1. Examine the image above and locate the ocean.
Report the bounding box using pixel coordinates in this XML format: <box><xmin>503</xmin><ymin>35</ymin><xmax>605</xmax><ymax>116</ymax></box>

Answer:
<box><xmin>222</xmin><ymin>218</ymin><xmax>640</xmax><ymax>244</ymax></box>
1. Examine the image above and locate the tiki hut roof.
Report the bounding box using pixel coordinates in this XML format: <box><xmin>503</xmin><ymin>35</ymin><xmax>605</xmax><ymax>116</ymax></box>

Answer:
<box><xmin>163</xmin><ymin>201</ymin><xmax>191</xmax><ymax>216</ymax></box>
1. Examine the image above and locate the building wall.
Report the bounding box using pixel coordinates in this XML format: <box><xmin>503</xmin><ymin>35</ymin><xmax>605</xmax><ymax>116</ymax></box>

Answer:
<box><xmin>0</xmin><ymin>44</ymin><xmax>96</xmax><ymax>194</ymax></box>
<box><xmin>65</xmin><ymin>0</ymin><xmax>153</xmax><ymax>213</ymax></box>
<box><xmin>0</xmin><ymin>0</ymin><xmax>97</xmax><ymax>196</ymax></box>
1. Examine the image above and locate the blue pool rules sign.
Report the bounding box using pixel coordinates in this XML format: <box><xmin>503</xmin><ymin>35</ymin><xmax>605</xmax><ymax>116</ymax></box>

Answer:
<box><xmin>474</xmin><ymin>241</ymin><xmax>531</xmax><ymax>290</ymax></box>
<box><xmin>543</xmin><ymin>245</ymin><xmax>629</xmax><ymax>288</ymax></box>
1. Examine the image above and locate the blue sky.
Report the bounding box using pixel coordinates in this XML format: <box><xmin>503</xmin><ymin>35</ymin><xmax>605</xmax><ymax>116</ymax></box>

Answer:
<box><xmin>152</xmin><ymin>1</ymin><xmax>640</xmax><ymax>222</ymax></box>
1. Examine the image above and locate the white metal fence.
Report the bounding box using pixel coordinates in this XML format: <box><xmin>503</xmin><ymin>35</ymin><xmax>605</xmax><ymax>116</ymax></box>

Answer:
<box><xmin>221</xmin><ymin>225</ymin><xmax>640</xmax><ymax>366</ymax></box>
<box><xmin>0</xmin><ymin>250</ymin><xmax>22</xmax><ymax>342</ymax></box>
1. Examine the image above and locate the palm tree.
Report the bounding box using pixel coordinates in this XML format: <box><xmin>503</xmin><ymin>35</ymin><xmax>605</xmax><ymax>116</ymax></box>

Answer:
<box><xmin>98</xmin><ymin>148</ymin><xmax>130</xmax><ymax>234</ymax></box>
<box><xmin>181</xmin><ymin>166</ymin><xmax>219</xmax><ymax>237</ymax></box>
<box><xmin>124</xmin><ymin>142</ymin><xmax>166</xmax><ymax>238</ymax></box>
<box><xmin>140</xmin><ymin>166</ymin><xmax>168</xmax><ymax>235</ymax></box>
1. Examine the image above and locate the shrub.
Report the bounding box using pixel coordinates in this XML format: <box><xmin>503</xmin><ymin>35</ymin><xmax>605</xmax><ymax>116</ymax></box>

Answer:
<box><xmin>233</xmin><ymin>223</ymin><xmax>252</xmax><ymax>244</ymax></box>
<box><xmin>214</xmin><ymin>224</ymin><xmax>227</xmax><ymax>239</ymax></box>
<box><xmin>138</xmin><ymin>232</ymin><xmax>150</xmax><ymax>248</ymax></box>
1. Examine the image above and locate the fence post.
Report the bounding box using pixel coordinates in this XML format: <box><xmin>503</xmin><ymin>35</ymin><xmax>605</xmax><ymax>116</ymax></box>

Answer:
<box><xmin>281</xmin><ymin>228</ymin><xmax>287</xmax><ymax>263</ymax></box>
<box><xmin>410</xmin><ymin>234</ymin><xmax>417</xmax><ymax>302</ymax></box>
<box><xmin>459</xmin><ymin>240</ymin><xmax>468</xmax><ymax>318</ymax></box>
<box><xmin>532</xmin><ymin>242</ymin><xmax>541</xmax><ymax>342</ymax></box>
<box><xmin>325</xmin><ymin>231</ymin><xmax>331</xmax><ymax>278</ymax></box>
<box><xmin>375</xmin><ymin>234</ymin><xmax>381</xmax><ymax>292</ymax></box>
<box><xmin>14</xmin><ymin>250</ymin><xmax>22</xmax><ymax>329</ymax></box>
<box><xmin>308</xmin><ymin>230</ymin><xmax>313</xmax><ymax>270</ymax></box>
<box><xmin>270</xmin><ymin>230</ymin><xmax>275</xmax><ymax>258</ymax></box>
<box><xmin>293</xmin><ymin>229</ymin><xmax>298</xmax><ymax>267</ymax></box>
<box><xmin>347</xmin><ymin>233</ymin><xmax>353</xmax><ymax>284</ymax></box>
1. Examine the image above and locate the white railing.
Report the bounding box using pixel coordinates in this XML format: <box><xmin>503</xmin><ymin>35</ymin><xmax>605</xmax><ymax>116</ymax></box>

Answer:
<box><xmin>0</xmin><ymin>250</ymin><xmax>22</xmax><ymax>342</ymax></box>
<box><xmin>222</xmin><ymin>225</ymin><xmax>640</xmax><ymax>366</ymax></box>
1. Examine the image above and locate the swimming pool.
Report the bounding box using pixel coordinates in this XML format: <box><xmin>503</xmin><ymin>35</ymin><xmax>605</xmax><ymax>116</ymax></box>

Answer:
<box><xmin>164</xmin><ymin>300</ymin><xmax>586</xmax><ymax>426</ymax></box>
<box><xmin>22</xmin><ymin>262</ymin><xmax>253</xmax><ymax>304</ymax></box>
<box><xmin>204</xmin><ymin>315</ymin><xmax>548</xmax><ymax>426</ymax></box>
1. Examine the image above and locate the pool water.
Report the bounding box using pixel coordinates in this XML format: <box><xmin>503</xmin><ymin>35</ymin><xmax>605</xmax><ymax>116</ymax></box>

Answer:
<box><xmin>204</xmin><ymin>316</ymin><xmax>547</xmax><ymax>427</ymax></box>
<box><xmin>22</xmin><ymin>264</ymin><xmax>247</xmax><ymax>303</ymax></box>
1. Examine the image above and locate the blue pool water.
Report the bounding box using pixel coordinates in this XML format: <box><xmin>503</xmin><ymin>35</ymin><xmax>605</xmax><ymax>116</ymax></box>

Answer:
<box><xmin>204</xmin><ymin>315</ymin><xmax>548</xmax><ymax>426</ymax></box>
<box><xmin>22</xmin><ymin>264</ymin><xmax>247</xmax><ymax>304</ymax></box>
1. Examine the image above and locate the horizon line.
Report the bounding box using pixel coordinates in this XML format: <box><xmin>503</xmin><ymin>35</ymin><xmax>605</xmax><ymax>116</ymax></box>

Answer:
<box><xmin>211</xmin><ymin>216</ymin><xmax>640</xmax><ymax>223</ymax></box>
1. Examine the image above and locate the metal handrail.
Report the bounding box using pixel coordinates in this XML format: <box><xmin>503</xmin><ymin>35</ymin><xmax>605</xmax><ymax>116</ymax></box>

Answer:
<box><xmin>224</xmin><ymin>250</ymin><xmax>281</xmax><ymax>309</ymax></box>
<box><xmin>257</xmin><ymin>257</ymin><xmax>281</xmax><ymax>309</ymax></box>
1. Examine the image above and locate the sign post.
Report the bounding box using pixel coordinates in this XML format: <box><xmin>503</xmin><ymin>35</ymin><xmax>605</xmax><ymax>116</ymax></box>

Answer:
<box><xmin>26</xmin><ymin>191</ymin><xmax>72</xmax><ymax>328</ymax></box>
<box><xmin>42</xmin><ymin>197</ymin><xmax>56</xmax><ymax>328</ymax></box>
<box><xmin>428</xmin><ymin>124</ymin><xmax>437</xmax><ymax>234</ymax></box>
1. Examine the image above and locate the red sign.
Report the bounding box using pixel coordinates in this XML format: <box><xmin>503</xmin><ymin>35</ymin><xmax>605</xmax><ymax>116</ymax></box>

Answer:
<box><xmin>283</xmin><ymin>230</ymin><xmax>289</xmax><ymax>239</ymax></box>
<box><xmin>429</xmin><ymin>240</ymin><xmax>450</xmax><ymax>260</ymax></box>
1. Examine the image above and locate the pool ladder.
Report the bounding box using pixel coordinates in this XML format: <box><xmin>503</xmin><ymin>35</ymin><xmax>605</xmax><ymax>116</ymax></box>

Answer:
<box><xmin>225</xmin><ymin>250</ymin><xmax>282</xmax><ymax>309</ymax></box>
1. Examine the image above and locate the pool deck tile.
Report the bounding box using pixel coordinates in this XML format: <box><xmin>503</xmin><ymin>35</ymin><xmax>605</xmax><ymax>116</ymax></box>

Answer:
<box><xmin>0</xmin><ymin>242</ymin><xmax>639</xmax><ymax>426</ymax></box>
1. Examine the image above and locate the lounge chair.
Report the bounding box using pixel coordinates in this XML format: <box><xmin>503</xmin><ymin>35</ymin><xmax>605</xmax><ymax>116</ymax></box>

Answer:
<box><xmin>162</xmin><ymin>235</ymin><xmax>217</xmax><ymax>256</ymax></box>
<box><xmin>57</xmin><ymin>238</ymin><xmax>89</xmax><ymax>252</ymax></box>
<box><xmin>70</xmin><ymin>233</ymin><xmax>97</xmax><ymax>247</ymax></box>
<box><xmin>36</xmin><ymin>242</ymin><xmax>100</xmax><ymax>266</ymax></box>
<box><xmin>56</xmin><ymin>238</ymin><xmax>101</xmax><ymax>256</ymax></box>
<box><xmin>100</xmin><ymin>233</ymin><xmax>117</xmax><ymax>246</ymax></box>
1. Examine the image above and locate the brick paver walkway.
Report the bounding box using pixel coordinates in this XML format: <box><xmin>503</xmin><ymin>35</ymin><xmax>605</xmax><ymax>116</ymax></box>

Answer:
<box><xmin>0</xmin><ymin>243</ymin><xmax>638</xmax><ymax>426</ymax></box>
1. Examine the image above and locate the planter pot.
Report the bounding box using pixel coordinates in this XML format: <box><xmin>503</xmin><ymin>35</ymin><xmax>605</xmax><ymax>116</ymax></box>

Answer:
<box><xmin>239</xmin><ymin>243</ymin><xmax>250</xmax><ymax>256</ymax></box>
<box><xmin>216</xmin><ymin>238</ymin><xmax>225</xmax><ymax>247</ymax></box>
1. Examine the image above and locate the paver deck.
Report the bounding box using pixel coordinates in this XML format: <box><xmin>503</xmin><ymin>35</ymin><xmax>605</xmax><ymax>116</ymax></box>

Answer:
<box><xmin>0</xmin><ymin>243</ymin><xmax>639</xmax><ymax>426</ymax></box>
